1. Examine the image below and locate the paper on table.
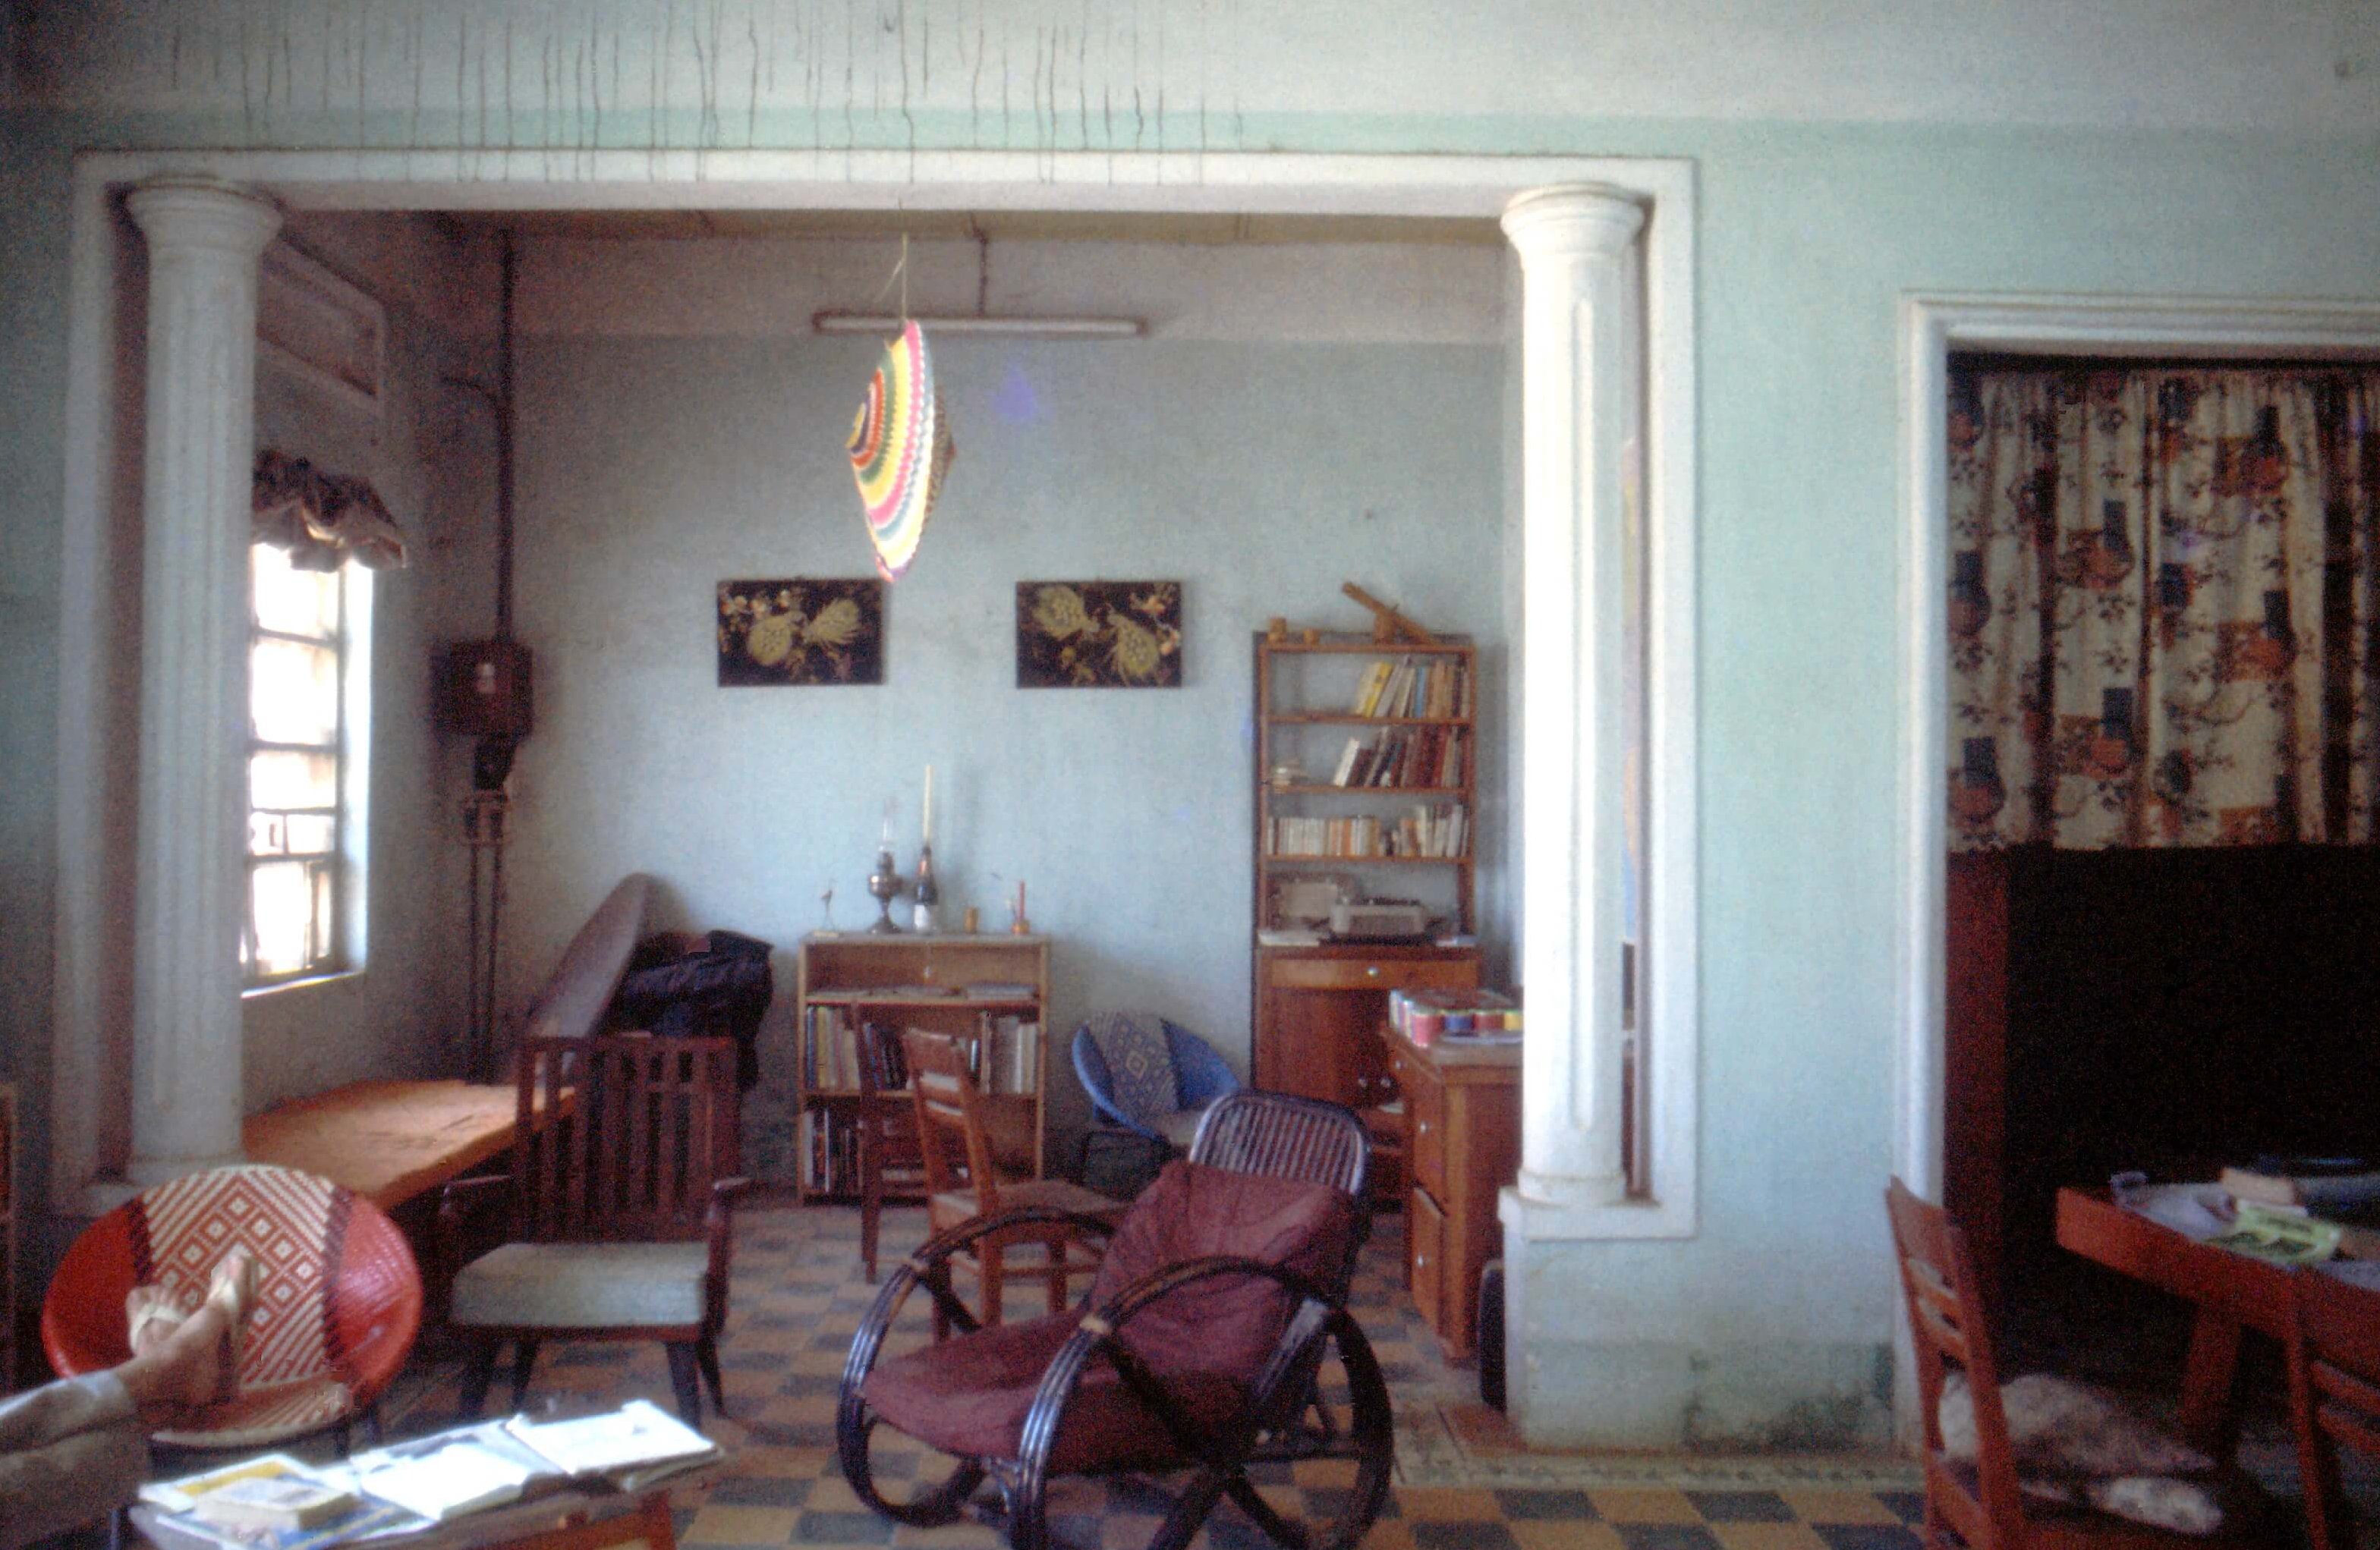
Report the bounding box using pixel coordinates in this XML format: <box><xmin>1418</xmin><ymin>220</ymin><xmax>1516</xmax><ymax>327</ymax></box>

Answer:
<box><xmin>2111</xmin><ymin>1177</ymin><xmax>2235</xmax><ymax>1241</ymax></box>
<box><xmin>502</xmin><ymin>1399</ymin><xmax>718</xmax><ymax>1479</ymax></box>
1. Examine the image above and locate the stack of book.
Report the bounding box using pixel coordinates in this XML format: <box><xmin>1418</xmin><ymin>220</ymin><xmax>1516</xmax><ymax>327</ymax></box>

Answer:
<box><xmin>137</xmin><ymin>1400</ymin><xmax>721</xmax><ymax>1548</ymax></box>
<box><xmin>1327</xmin><ymin>725</ymin><xmax>1465</xmax><ymax>789</ymax></box>
<box><xmin>1348</xmin><ymin>657</ymin><xmax>1472</xmax><ymax>720</ymax></box>
<box><xmin>1267</xmin><ymin>804</ymin><xmax>1468</xmax><ymax>859</ymax></box>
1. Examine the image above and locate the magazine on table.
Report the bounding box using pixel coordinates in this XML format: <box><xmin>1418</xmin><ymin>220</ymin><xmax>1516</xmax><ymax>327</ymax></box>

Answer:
<box><xmin>136</xmin><ymin>1454</ymin><xmax>421</xmax><ymax>1550</ymax></box>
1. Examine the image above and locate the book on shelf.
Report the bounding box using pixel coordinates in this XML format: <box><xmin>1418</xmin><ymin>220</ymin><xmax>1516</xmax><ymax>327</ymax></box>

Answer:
<box><xmin>1350</xmin><ymin>659</ymin><xmax>1394</xmax><ymax>717</ymax></box>
<box><xmin>1266</xmin><ymin>803</ymin><xmax>1468</xmax><ymax>860</ymax></box>
<box><xmin>964</xmin><ymin>981</ymin><xmax>1037</xmax><ymax>1000</ymax></box>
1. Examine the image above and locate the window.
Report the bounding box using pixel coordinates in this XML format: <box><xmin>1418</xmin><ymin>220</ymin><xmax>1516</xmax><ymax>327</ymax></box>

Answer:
<box><xmin>244</xmin><ymin>542</ymin><xmax>367</xmax><ymax>983</ymax></box>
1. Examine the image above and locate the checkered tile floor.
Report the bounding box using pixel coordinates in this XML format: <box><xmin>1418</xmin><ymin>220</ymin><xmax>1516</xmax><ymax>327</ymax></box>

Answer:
<box><xmin>370</xmin><ymin>1201</ymin><xmax>1926</xmax><ymax>1549</ymax></box>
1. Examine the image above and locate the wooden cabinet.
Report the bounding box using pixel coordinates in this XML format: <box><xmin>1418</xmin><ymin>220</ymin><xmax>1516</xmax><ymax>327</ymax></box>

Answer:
<box><xmin>1387</xmin><ymin>1026</ymin><xmax>1519</xmax><ymax>1362</ymax></box>
<box><xmin>793</xmin><ymin>934</ymin><xmax>1050</xmax><ymax>1203</ymax></box>
<box><xmin>1255</xmin><ymin>945</ymin><xmax>1479</xmax><ymax>1106</ymax></box>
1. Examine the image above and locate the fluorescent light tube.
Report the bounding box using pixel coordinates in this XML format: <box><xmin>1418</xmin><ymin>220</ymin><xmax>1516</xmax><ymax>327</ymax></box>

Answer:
<box><xmin>811</xmin><ymin>312</ymin><xmax>1144</xmax><ymax>339</ymax></box>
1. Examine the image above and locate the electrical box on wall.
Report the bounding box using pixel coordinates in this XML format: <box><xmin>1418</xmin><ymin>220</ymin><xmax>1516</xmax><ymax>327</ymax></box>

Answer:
<box><xmin>437</xmin><ymin>639</ymin><xmax>534</xmax><ymax>738</ymax></box>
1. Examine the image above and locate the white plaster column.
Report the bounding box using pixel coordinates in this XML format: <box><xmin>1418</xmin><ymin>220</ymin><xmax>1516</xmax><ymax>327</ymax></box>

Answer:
<box><xmin>1501</xmin><ymin>184</ymin><xmax>1646</xmax><ymax>1215</ymax></box>
<box><xmin>123</xmin><ymin>176</ymin><xmax>281</xmax><ymax>1184</ymax></box>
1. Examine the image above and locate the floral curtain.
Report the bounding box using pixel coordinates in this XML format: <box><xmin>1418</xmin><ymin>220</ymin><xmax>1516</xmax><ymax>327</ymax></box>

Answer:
<box><xmin>1947</xmin><ymin>363</ymin><xmax>2380</xmax><ymax>850</ymax></box>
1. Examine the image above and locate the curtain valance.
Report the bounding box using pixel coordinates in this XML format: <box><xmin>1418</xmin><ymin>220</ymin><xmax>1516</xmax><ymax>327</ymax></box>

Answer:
<box><xmin>251</xmin><ymin>449</ymin><xmax>408</xmax><ymax>571</ymax></box>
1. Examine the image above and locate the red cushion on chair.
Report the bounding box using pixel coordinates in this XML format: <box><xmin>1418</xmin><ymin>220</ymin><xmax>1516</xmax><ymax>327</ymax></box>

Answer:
<box><xmin>861</xmin><ymin>1162</ymin><xmax>1358</xmax><ymax>1470</ymax></box>
<box><xmin>861</xmin><ymin>1309</ymin><xmax>1249</xmax><ymax>1470</ymax></box>
<box><xmin>1090</xmin><ymin>1162</ymin><xmax>1359</xmax><ymax>1382</ymax></box>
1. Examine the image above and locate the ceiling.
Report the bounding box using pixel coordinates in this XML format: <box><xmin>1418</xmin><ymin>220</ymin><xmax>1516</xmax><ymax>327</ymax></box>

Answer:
<box><xmin>436</xmin><ymin>209</ymin><xmax>1504</xmax><ymax>247</ymax></box>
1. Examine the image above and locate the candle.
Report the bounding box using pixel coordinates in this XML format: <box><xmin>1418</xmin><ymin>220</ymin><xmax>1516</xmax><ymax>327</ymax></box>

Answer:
<box><xmin>922</xmin><ymin>764</ymin><xmax>933</xmax><ymax>845</ymax></box>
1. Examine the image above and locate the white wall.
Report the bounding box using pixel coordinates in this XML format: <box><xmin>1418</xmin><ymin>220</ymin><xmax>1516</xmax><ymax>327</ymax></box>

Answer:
<box><xmin>5</xmin><ymin>0</ymin><xmax>2379</xmax><ymax>1445</ymax></box>
<box><xmin>499</xmin><ymin>234</ymin><xmax>1508</xmax><ymax>1174</ymax></box>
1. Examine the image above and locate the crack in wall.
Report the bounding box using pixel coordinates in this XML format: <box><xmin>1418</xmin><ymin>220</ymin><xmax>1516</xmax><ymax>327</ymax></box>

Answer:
<box><xmin>43</xmin><ymin>0</ymin><xmax>1242</xmax><ymax>177</ymax></box>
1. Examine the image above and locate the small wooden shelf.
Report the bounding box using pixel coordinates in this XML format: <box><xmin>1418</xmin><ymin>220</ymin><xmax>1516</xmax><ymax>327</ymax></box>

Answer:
<box><xmin>1267</xmin><ymin>854</ymin><xmax>1473</xmax><ymax>866</ymax></box>
<box><xmin>1265</xmin><ymin>713</ymin><xmax>1469</xmax><ymax>728</ymax></box>
<box><xmin>793</xmin><ymin>934</ymin><xmax>1050</xmax><ymax>1204</ymax></box>
<box><xmin>1259</xmin><ymin>638</ymin><xmax>1471</xmax><ymax>656</ymax></box>
<box><xmin>1266</xmin><ymin>784</ymin><xmax>1467</xmax><ymax>797</ymax></box>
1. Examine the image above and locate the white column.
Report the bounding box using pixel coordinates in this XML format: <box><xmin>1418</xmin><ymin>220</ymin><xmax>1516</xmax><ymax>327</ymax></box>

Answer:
<box><xmin>1502</xmin><ymin>184</ymin><xmax>1645</xmax><ymax>1213</ymax></box>
<box><xmin>123</xmin><ymin>177</ymin><xmax>281</xmax><ymax>1184</ymax></box>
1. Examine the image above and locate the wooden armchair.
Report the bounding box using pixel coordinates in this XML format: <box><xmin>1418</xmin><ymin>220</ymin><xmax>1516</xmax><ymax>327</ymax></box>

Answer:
<box><xmin>902</xmin><ymin>1027</ymin><xmax>1121</xmax><ymax>1331</ymax></box>
<box><xmin>442</xmin><ymin>1035</ymin><xmax>749</xmax><ymax>1427</ymax></box>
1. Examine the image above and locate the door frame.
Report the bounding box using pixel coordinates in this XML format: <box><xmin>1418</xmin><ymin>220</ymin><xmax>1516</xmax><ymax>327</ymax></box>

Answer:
<box><xmin>1890</xmin><ymin>290</ymin><xmax>2380</xmax><ymax>1429</ymax></box>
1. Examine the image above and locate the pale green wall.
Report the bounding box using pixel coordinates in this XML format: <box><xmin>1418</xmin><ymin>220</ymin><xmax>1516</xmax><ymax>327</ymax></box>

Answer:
<box><xmin>3</xmin><ymin>25</ymin><xmax>2377</xmax><ymax>1436</ymax></box>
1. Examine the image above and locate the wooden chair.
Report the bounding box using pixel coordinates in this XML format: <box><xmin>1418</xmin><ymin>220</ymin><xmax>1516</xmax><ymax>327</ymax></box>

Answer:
<box><xmin>1885</xmin><ymin>1178</ymin><xmax>2272</xmax><ymax>1550</ymax></box>
<box><xmin>901</xmin><ymin>1027</ymin><xmax>1120</xmax><ymax>1331</ymax></box>
<box><xmin>855</xmin><ymin>1021</ymin><xmax>926</xmax><ymax>1284</ymax></box>
<box><xmin>443</xmin><ymin>1035</ymin><xmax>750</xmax><ymax>1427</ymax></box>
<box><xmin>2287</xmin><ymin>1268</ymin><xmax>2380</xmax><ymax>1550</ymax></box>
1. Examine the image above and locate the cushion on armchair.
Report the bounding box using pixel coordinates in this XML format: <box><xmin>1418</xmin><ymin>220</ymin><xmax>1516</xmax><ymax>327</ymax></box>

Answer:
<box><xmin>1085</xmin><ymin>1011</ymin><xmax>1180</xmax><ymax>1125</ymax></box>
<box><xmin>450</xmin><ymin>1241</ymin><xmax>710</xmax><ymax>1328</ymax></box>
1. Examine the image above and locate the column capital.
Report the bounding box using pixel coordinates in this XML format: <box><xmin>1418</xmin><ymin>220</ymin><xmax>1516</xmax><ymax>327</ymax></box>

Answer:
<box><xmin>1500</xmin><ymin>184</ymin><xmax>1647</xmax><ymax>264</ymax></box>
<box><xmin>125</xmin><ymin>176</ymin><xmax>282</xmax><ymax>259</ymax></box>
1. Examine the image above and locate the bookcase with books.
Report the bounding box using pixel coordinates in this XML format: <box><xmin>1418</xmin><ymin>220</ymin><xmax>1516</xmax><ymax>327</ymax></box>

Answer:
<box><xmin>1254</xmin><ymin>633</ymin><xmax>1478</xmax><ymax>938</ymax></box>
<box><xmin>1251</xmin><ymin>632</ymin><xmax>1481</xmax><ymax>1136</ymax></box>
<box><xmin>792</xmin><ymin>933</ymin><xmax>1051</xmax><ymax>1203</ymax></box>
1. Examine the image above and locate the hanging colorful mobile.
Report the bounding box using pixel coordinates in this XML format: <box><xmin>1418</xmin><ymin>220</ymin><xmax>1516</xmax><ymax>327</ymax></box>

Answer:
<box><xmin>846</xmin><ymin>321</ymin><xmax>955</xmax><ymax>582</ymax></box>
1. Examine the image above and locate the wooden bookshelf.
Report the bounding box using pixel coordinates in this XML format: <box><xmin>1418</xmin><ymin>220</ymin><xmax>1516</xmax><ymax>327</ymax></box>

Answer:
<box><xmin>792</xmin><ymin>934</ymin><xmax>1051</xmax><ymax>1203</ymax></box>
<box><xmin>1253</xmin><ymin>632</ymin><xmax>1478</xmax><ymax>933</ymax></box>
<box><xmin>1251</xmin><ymin>631</ymin><xmax>1482</xmax><ymax>1155</ymax></box>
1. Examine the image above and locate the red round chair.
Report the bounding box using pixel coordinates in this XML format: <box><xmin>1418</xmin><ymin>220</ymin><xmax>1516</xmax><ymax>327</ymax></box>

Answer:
<box><xmin>42</xmin><ymin>1163</ymin><xmax>421</xmax><ymax>1448</ymax></box>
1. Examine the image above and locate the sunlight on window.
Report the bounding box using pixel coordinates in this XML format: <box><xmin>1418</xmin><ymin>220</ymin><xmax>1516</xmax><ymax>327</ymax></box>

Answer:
<box><xmin>245</xmin><ymin>543</ymin><xmax>347</xmax><ymax>983</ymax></box>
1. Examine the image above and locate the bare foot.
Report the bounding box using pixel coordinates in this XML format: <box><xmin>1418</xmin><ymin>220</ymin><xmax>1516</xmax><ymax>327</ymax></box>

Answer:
<box><xmin>115</xmin><ymin>1249</ymin><xmax>255</xmax><ymax>1423</ymax></box>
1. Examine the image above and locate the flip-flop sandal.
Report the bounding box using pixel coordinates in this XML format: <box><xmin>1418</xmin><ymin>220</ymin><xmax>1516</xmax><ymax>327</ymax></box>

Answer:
<box><xmin>202</xmin><ymin>1249</ymin><xmax>259</xmax><ymax>1404</ymax></box>
<box><xmin>123</xmin><ymin>1284</ymin><xmax>187</xmax><ymax>1356</ymax></box>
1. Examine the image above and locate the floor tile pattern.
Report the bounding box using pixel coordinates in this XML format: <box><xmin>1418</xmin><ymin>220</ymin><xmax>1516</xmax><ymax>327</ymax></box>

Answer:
<box><xmin>371</xmin><ymin>1203</ymin><xmax>1928</xmax><ymax>1550</ymax></box>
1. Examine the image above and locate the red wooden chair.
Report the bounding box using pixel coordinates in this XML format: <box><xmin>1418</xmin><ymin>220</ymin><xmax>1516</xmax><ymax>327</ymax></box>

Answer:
<box><xmin>43</xmin><ymin>1163</ymin><xmax>420</xmax><ymax>1449</ymax></box>
<box><xmin>2286</xmin><ymin>1267</ymin><xmax>2380</xmax><ymax>1550</ymax></box>
<box><xmin>1885</xmin><ymin>1178</ymin><xmax>2274</xmax><ymax>1550</ymax></box>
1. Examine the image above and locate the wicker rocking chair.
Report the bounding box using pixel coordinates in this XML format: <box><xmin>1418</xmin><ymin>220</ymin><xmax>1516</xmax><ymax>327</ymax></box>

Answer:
<box><xmin>835</xmin><ymin>1091</ymin><xmax>1391</xmax><ymax>1550</ymax></box>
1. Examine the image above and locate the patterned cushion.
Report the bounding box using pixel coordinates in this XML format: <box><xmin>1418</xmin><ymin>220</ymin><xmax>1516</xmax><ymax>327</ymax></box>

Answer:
<box><xmin>451</xmin><ymin>1242</ymin><xmax>709</xmax><ymax>1329</ymax></box>
<box><xmin>132</xmin><ymin>1165</ymin><xmax>345</xmax><ymax>1392</ymax></box>
<box><xmin>1086</xmin><ymin>1012</ymin><xmax>1179</xmax><ymax>1126</ymax></box>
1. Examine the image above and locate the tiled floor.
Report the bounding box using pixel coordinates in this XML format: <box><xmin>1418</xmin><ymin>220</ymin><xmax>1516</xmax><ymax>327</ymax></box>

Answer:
<box><xmin>373</xmin><ymin>1202</ymin><xmax>1928</xmax><ymax>1550</ymax></box>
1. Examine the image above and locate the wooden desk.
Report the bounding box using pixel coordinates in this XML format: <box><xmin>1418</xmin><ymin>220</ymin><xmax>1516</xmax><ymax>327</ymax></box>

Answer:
<box><xmin>1385</xmin><ymin>1026</ymin><xmax>1519</xmax><ymax>1362</ymax></box>
<box><xmin>2054</xmin><ymin>1187</ymin><xmax>2297</xmax><ymax>1460</ymax></box>
<box><xmin>245</xmin><ymin>1080</ymin><xmax>524</xmax><ymax>1211</ymax></box>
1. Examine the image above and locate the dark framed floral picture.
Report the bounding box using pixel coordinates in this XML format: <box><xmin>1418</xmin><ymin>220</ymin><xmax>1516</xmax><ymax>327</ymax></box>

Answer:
<box><xmin>716</xmin><ymin>578</ymin><xmax>885</xmax><ymax>686</ymax></box>
<box><xmin>1015</xmin><ymin>580</ymin><xmax>1183</xmax><ymax>688</ymax></box>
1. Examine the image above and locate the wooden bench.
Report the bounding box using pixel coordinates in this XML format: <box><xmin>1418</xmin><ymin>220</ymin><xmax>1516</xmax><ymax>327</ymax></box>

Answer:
<box><xmin>244</xmin><ymin>1079</ymin><xmax>524</xmax><ymax>1211</ymax></box>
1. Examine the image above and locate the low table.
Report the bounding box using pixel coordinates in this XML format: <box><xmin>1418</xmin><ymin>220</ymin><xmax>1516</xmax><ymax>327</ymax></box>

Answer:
<box><xmin>244</xmin><ymin>1080</ymin><xmax>524</xmax><ymax>1210</ymax></box>
<box><xmin>2054</xmin><ymin>1185</ymin><xmax>2297</xmax><ymax>1462</ymax></box>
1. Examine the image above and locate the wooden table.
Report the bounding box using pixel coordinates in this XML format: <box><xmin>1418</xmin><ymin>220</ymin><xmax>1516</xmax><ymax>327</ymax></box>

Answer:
<box><xmin>2054</xmin><ymin>1186</ymin><xmax>2297</xmax><ymax>1460</ymax></box>
<box><xmin>244</xmin><ymin>1079</ymin><xmax>524</xmax><ymax>1210</ymax></box>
